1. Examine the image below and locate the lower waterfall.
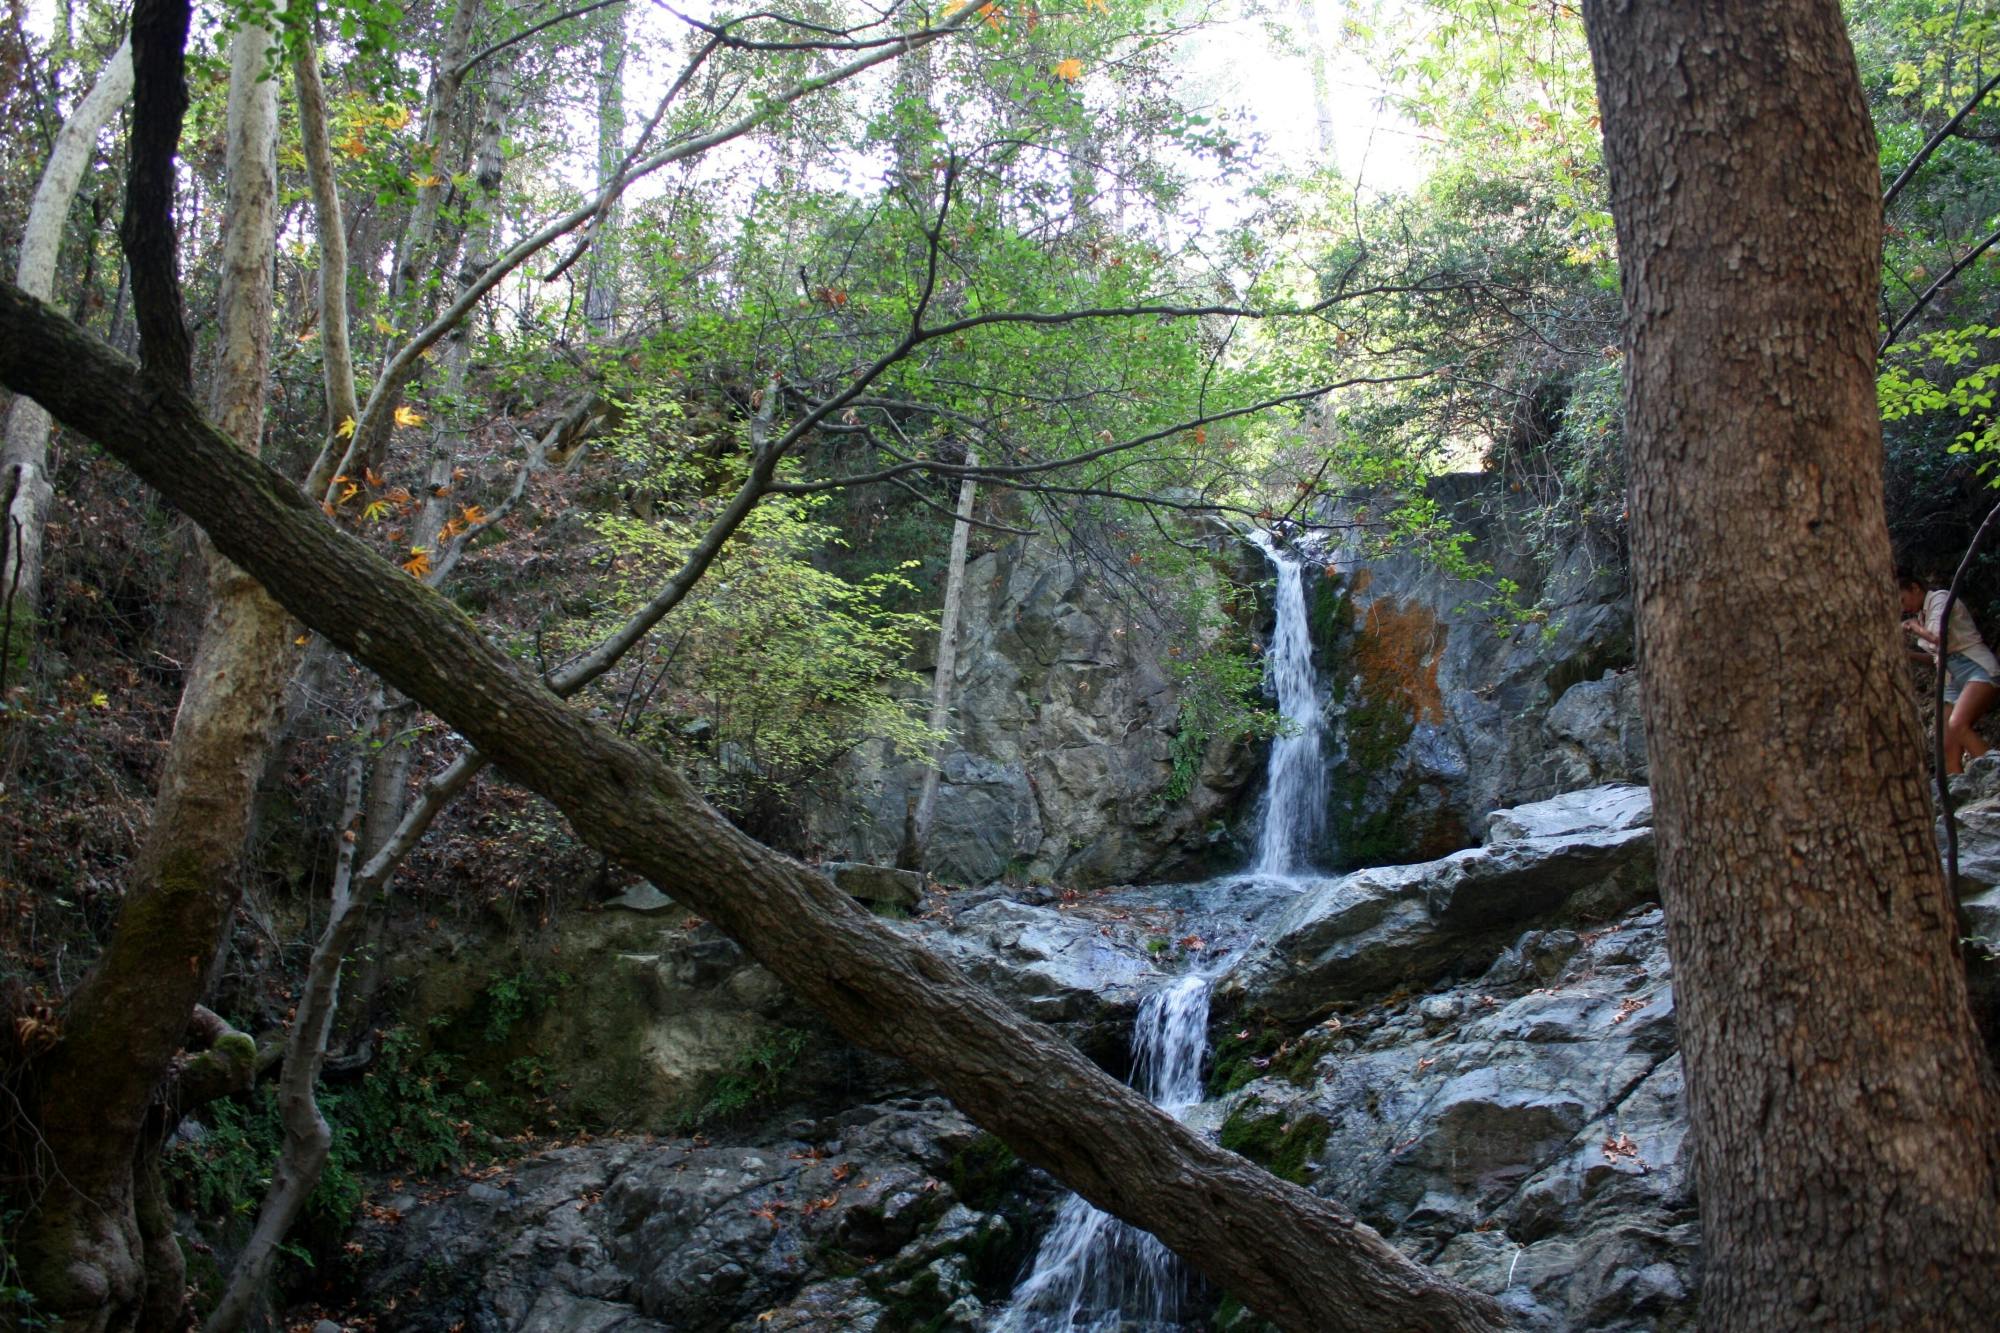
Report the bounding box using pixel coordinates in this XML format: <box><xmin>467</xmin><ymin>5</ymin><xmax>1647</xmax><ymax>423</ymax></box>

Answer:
<box><xmin>995</xmin><ymin>973</ymin><xmax>1212</xmax><ymax>1331</ymax></box>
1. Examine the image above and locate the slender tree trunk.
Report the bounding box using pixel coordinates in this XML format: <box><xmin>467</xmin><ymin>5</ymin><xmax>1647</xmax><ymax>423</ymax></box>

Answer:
<box><xmin>1</xmin><ymin>34</ymin><xmax>132</xmax><ymax>665</ymax></box>
<box><xmin>583</xmin><ymin>3</ymin><xmax>625</xmax><ymax>334</ymax></box>
<box><xmin>1581</xmin><ymin>1</ymin><xmax>2000</xmax><ymax>1324</ymax></box>
<box><xmin>909</xmin><ymin>456</ymin><xmax>976</xmax><ymax>866</ymax></box>
<box><xmin>1294</xmin><ymin>0</ymin><xmax>1337</xmax><ymax>159</ymax></box>
<box><xmin>14</xmin><ymin>6</ymin><xmax>293</xmax><ymax>1327</ymax></box>
<box><xmin>294</xmin><ymin>32</ymin><xmax>359</xmax><ymax>461</ymax></box>
<box><xmin>388</xmin><ymin>0</ymin><xmax>481</xmax><ymax>313</ymax></box>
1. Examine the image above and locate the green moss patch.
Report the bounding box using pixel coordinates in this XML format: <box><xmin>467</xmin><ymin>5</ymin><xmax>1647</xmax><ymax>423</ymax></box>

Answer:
<box><xmin>1218</xmin><ymin>1103</ymin><xmax>1331</xmax><ymax>1186</ymax></box>
<box><xmin>1207</xmin><ymin>1018</ymin><xmax>1334</xmax><ymax>1097</ymax></box>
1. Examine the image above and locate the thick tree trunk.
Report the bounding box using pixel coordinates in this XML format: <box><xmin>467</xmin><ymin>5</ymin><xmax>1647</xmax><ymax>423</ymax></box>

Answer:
<box><xmin>1581</xmin><ymin>0</ymin><xmax>2000</xmax><ymax>1324</ymax></box>
<box><xmin>15</xmin><ymin>7</ymin><xmax>294</xmax><ymax>1327</ymax></box>
<box><xmin>1</xmin><ymin>35</ymin><xmax>132</xmax><ymax>660</ymax></box>
<box><xmin>0</xmin><ymin>278</ymin><xmax>1512</xmax><ymax>1333</ymax></box>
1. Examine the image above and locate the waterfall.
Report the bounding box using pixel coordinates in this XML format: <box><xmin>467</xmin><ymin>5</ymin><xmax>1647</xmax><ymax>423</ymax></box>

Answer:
<box><xmin>996</xmin><ymin>529</ymin><xmax>1328</xmax><ymax>1327</ymax></box>
<box><xmin>1248</xmin><ymin>531</ymin><xmax>1326</xmax><ymax>876</ymax></box>
<box><xmin>996</xmin><ymin>974</ymin><xmax>1212</xmax><ymax>1331</ymax></box>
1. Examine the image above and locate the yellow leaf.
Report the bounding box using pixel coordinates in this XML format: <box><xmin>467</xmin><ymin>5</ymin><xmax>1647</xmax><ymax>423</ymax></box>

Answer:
<box><xmin>1053</xmin><ymin>57</ymin><xmax>1083</xmax><ymax>81</ymax></box>
<box><xmin>394</xmin><ymin>405</ymin><xmax>426</xmax><ymax>428</ymax></box>
<box><xmin>89</xmin><ymin>691</ymin><xmax>109</xmax><ymax>709</ymax></box>
<box><xmin>377</xmin><ymin>104</ymin><xmax>411</xmax><ymax>131</ymax></box>
<box><xmin>337</xmin><ymin>482</ymin><xmax>360</xmax><ymax>505</ymax></box>
<box><xmin>459</xmin><ymin>504</ymin><xmax>487</xmax><ymax>526</ymax></box>
<box><xmin>412</xmin><ymin>172</ymin><xmax>444</xmax><ymax>189</ymax></box>
<box><xmin>335</xmin><ymin>416</ymin><xmax>357</xmax><ymax>439</ymax></box>
<box><xmin>401</xmin><ymin>547</ymin><xmax>432</xmax><ymax>578</ymax></box>
<box><xmin>1083</xmin><ymin>0</ymin><xmax>1108</xmax><ymax>11</ymax></box>
<box><xmin>295</xmin><ymin>634</ymin><xmax>311</xmax><ymax>646</ymax></box>
<box><xmin>373</xmin><ymin>315</ymin><xmax>396</xmax><ymax>335</ymax></box>
<box><xmin>362</xmin><ymin>498</ymin><xmax>392</xmax><ymax>522</ymax></box>
<box><xmin>943</xmin><ymin>0</ymin><xmax>972</xmax><ymax>13</ymax></box>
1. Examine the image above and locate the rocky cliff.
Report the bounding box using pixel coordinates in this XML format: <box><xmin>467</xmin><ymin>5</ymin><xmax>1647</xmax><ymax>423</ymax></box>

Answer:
<box><xmin>807</xmin><ymin>474</ymin><xmax>1646</xmax><ymax>891</ymax></box>
<box><xmin>807</xmin><ymin>536</ymin><xmax>1262</xmax><ymax>888</ymax></box>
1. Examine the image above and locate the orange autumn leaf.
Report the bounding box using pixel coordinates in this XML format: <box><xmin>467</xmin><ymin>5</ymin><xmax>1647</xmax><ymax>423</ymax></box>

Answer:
<box><xmin>363</xmin><ymin>467</ymin><xmax>386</xmax><ymax>488</ymax></box>
<box><xmin>460</xmin><ymin>504</ymin><xmax>488</xmax><ymax>526</ymax></box>
<box><xmin>393</xmin><ymin>405</ymin><xmax>425</xmax><ymax>429</ymax></box>
<box><xmin>1192</xmin><ymin>425</ymin><xmax>1207</xmax><ymax>445</ymax></box>
<box><xmin>977</xmin><ymin>1</ymin><xmax>1006</xmax><ymax>29</ymax></box>
<box><xmin>401</xmin><ymin>547</ymin><xmax>432</xmax><ymax>578</ymax></box>
<box><xmin>1053</xmin><ymin>57</ymin><xmax>1083</xmax><ymax>81</ymax></box>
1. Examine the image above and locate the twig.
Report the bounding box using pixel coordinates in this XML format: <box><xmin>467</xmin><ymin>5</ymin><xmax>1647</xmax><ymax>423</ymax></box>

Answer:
<box><xmin>1880</xmin><ymin>221</ymin><xmax>2000</xmax><ymax>353</ymax></box>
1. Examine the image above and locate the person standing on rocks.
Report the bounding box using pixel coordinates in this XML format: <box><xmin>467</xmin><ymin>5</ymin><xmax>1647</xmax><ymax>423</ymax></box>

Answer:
<box><xmin>1899</xmin><ymin>568</ymin><xmax>1999</xmax><ymax>774</ymax></box>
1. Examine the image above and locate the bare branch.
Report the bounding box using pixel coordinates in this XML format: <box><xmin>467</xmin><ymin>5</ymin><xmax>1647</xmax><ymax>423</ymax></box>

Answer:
<box><xmin>456</xmin><ymin>0</ymin><xmax>629</xmax><ymax>79</ymax></box>
<box><xmin>1880</xmin><ymin>221</ymin><xmax>2000</xmax><ymax>352</ymax></box>
<box><xmin>1883</xmin><ymin>70</ymin><xmax>2000</xmax><ymax>212</ymax></box>
<box><xmin>333</xmin><ymin>10</ymin><xmax>975</xmax><ymax>486</ymax></box>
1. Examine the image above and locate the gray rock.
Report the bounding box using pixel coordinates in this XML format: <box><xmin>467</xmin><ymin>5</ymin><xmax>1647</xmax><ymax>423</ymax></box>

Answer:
<box><xmin>823</xmin><ymin>861</ymin><xmax>925</xmax><ymax>910</ymax></box>
<box><xmin>1546</xmin><ymin>670</ymin><xmax>1649</xmax><ymax>789</ymax></box>
<box><xmin>804</xmin><ymin>535</ymin><xmax>1262</xmax><ymax>887</ymax></box>
<box><xmin>1485</xmin><ymin>784</ymin><xmax>1652</xmax><ymax>845</ymax></box>
<box><xmin>603</xmin><ymin>882</ymin><xmax>676</xmax><ymax>914</ymax></box>
<box><xmin>1224</xmin><ymin>785</ymin><xmax>1656</xmax><ymax>1022</ymax></box>
<box><xmin>1223</xmin><ymin>903</ymin><xmax>1693</xmax><ymax>1332</ymax></box>
<box><xmin>1310</xmin><ymin>476</ymin><xmax>1639</xmax><ymax>867</ymax></box>
<box><xmin>353</xmin><ymin>1101</ymin><xmax>1048</xmax><ymax>1333</ymax></box>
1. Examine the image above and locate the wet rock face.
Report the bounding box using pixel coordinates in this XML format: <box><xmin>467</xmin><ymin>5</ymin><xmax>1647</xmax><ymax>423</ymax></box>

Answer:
<box><xmin>1309</xmin><ymin>476</ymin><xmax>1644</xmax><ymax>869</ymax></box>
<box><xmin>352</xmin><ymin>1100</ymin><xmax>1052</xmax><ymax>1333</ymax></box>
<box><xmin>1212</xmin><ymin>906</ymin><xmax>1694</xmax><ymax>1332</ymax></box>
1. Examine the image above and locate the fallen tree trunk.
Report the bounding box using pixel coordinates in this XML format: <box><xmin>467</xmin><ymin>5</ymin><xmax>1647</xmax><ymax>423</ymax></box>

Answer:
<box><xmin>0</xmin><ymin>276</ymin><xmax>1510</xmax><ymax>1333</ymax></box>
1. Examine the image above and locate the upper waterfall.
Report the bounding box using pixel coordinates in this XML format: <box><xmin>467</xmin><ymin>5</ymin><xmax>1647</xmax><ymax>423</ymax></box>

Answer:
<box><xmin>1248</xmin><ymin>531</ymin><xmax>1328</xmax><ymax>877</ymax></box>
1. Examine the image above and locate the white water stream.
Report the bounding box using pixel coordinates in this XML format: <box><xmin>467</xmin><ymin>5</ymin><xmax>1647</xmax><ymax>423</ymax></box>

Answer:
<box><xmin>1248</xmin><ymin>530</ymin><xmax>1326</xmax><ymax>877</ymax></box>
<box><xmin>996</xmin><ymin>530</ymin><xmax>1328</xmax><ymax>1329</ymax></box>
<box><xmin>995</xmin><ymin>974</ymin><xmax>1211</xmax><ymax>1331</ymax></box>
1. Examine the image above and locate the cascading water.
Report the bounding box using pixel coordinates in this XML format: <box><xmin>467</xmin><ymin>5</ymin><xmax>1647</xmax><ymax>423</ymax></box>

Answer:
<box><xmin>1248</xmin><ymin>531</ymin><xmax>1327</xmax><ymax>877</ymax></box>
<box><xmin>996</xmin><ymin>974</ymin><xmax>1211</xmax><ymax>1331</ymax></box>
<box><xmin>997</xmin><ymin>529</ymin><xmax>1328</xmax><ymax>1328</ymax></box>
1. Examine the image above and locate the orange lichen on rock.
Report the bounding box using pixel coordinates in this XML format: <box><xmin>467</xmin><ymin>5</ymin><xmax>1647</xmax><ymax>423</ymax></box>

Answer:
<box><xmin>1353</xmin><ymin>598</ymin><xmax>1445</xmax><ymax>725</ymax></box>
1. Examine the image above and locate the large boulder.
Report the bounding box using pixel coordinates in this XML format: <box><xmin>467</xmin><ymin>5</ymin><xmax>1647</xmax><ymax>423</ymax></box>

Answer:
<box><xmin>349</xmin><ymin>1099</ymin><xmax>1053</xmax><ymax>1333</ymax></box>
<box><xmin>1211</xmin><ymin>904</ymin><xmax>1694</xmax><ymax>1331</ymax></box>
<box><xmin>1221</xmin><ymin>785</ymin><xmax>1656</xmax><ymax>1024</ymax></box>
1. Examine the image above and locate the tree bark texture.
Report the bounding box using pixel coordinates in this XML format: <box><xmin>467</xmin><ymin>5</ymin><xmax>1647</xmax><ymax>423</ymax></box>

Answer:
<box><xmin>1581</xmin><ymin>1</ymin><xmax>2000</xmax><ymax>1325</ymax></box>
<box><xmin>1</xmin><ymin>34</ymin><xmax>132</xmax><ymax>651</ymax></box>
<box><xmin>0</xmin><ymin>278</ymin><xmax>1512</xmax><ymax>1333</ymax></box>
<box><xmin>15</xmin><ymin>5</ymin><xmax>297</xmax><ymax>1327</ymax></box>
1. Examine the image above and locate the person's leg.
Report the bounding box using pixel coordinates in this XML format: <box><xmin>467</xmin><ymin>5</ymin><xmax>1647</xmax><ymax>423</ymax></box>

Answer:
<box><xmin>1946</xmin><ymin>679</ymin><xmax>1997</xmax><ymax>773</ymax></box>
